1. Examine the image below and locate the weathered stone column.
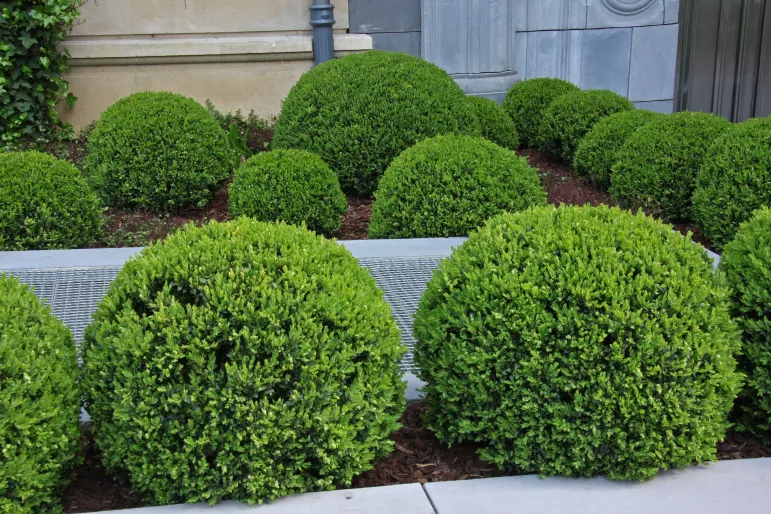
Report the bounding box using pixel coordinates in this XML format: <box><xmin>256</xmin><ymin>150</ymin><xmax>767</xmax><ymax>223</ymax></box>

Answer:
<box><xmin>421</xmin><ymin>0</ymin><xmax>518</xmax><ymax>103</ymax></box>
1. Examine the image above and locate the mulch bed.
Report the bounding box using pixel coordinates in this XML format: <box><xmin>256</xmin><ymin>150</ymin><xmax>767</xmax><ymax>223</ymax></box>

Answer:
<box><xmin>63</xmin><ymin>400</ymin><xmax>771</xmax><ymax>512</ymax></box>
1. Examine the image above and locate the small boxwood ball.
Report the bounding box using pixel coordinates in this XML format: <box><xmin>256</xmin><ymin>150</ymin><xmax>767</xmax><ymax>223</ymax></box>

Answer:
<box><xmin>611</xmin><ymin>111</ymin><xmax>731</xmax><ymax>222</ymax></box>
<box><xmin>693</xmin><ymin>116</ymin><xmax>771</xmax><ymax>249</ymax></box>
<box><xmin>85</xmin><ymin>91</ymin><xmax>237</xmax><ymax>212</ymax></box>
<box><xmin>272</xmin><ymin>51</ymin><xmax>480</xmax><ymax>196</ymax></box>
<box><xmin>537</xmin><ymin>89</ymin><xmax>634</xmax><ymax>162</ymax></box>
<box><xmin>502</xmin><ymin>78</ymin><xmax>579</xmax><ymax>148</ymax></box>
<box><xmin>413</xmin><ymin>205</ymin><xmax>741</xmax><ymax>481</ymax></box>
<box><xmin>573</xmin><ymin>109</ymin><xmax>662</xmax><ymax>188</ymax></box>
<box><xmin>368</xmin><ymin>135</ymin><xmax>546</xmax><ymax>239</ymax></box>
<box><xmin>0</xmin><ymin>275</ymin><xmax>82</xmax><ymax>514</ymax></box>
<box><xmin>719</xmin><ymin>207</ymin><xmax>771</xmax><ymax>444</ymax></box>
<box><xmin>228</xmin><ymin>149</ymin><xmax>347</xmax><ymax>237</ymax></box>
<box><xmin>467</xmin><ymin>96</ymin><xmax>519</xmax><ymax>150</ymax></box>
<box><xmin>0</xmin><ymin>151</ymin><xmax>103</xmax><ymax>250</ymax></box>
<box><xmin>82</xmin><ymin>219</ymin><xmax>406</xmax><ymax>506</ymax></box>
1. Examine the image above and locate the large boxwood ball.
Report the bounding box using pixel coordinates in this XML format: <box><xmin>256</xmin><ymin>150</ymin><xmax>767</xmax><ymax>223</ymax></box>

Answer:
<box><xmin>693</xmin><ymin>116</ymin><xmax>771</xmax><ymax>249</ymax></box>
<box><xmin>413</xmin><ymin>205</ymin><xmax>741</xmax><ymax>481</ymax></box>
<box><xmin>719</xmin><ymin>207</ymin><xmax>771</xmax><ymax>444</ymax></box>
<box><xmin>272</xmin><ymin>51</ymin><xmax>480</xmax><ymax>196</ymax></box>
<box><xmin>610</xmin><ymin>111</ymin><xmax>731</xmax><ymax>222</ymax></box>
<box><xmin>82</xmin><ymin>219</ymin><xmax>406</xmax><ymax>506</ymax></box>
<box><xmin>0</xmin><ymin>151</ymin><xmax>103</xmax><ymax>250</ymax></box>
<box><xmin>502</xmin><ymin>78</ymin><xmax>578</xmax><ymax>148</ymax></box>
<box><xmin>368</xmin><ymin>135</ymin><xmax>546</xmax><ymax>239</ymax></box>
<box><xmin>467</xmin><ymin>96</ymin><xmax>519</xmax><ymax>150</ymax></box>
<box><xmin>537</xmin><ymin>89</ymin><xmax>634</xmax><ymax>162</ymax></box>
<box><xmin>228</xmin><ymin>149</ymin><xmax>347</xmax><ymax>237</ymax></box>
<box><xmin>85</xmin><ymin>91</ymin><xmax>237</xmax><ymax>212</ymax></box>
<box><xmin>0</xmin><ymin>275</ymin><xmax>81</xmax><ymax>514</ymax></box>
<box><xmin>573</xmin><ymin>109</ymin><xmax>662</xmax><ymax>188</ymax></box>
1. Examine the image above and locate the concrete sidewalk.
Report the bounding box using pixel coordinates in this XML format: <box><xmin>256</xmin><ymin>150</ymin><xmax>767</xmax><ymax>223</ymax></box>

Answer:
<box><xmin>116</xmin><ymin>458</ymin><xmax>771</xmax><ymax>513</ymax></box>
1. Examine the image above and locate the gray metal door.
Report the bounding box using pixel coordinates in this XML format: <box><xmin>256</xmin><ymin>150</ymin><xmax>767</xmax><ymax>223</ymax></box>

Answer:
<box><xmin>675</xmin><ymin>0</ymin><xmax>771</xmax><ymax>121</ymax></box>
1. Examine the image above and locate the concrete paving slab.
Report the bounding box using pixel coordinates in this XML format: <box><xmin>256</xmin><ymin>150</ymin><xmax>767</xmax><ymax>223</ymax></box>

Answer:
<box><xmin>115</xmin><ymin>483</ymin><xmax>434</xmax><ymax>513</ymax></box>
<box><xmin>425</xmin><ymin>458</ymin><xmax>771</xmax><ymax>514</ymax></box>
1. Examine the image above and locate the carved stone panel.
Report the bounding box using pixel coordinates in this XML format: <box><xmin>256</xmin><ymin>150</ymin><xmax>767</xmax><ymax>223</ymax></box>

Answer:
<box><xmin>586</xmin><ymin>0</ymin><xmax>665</xmax><ymax>29</ymax></box>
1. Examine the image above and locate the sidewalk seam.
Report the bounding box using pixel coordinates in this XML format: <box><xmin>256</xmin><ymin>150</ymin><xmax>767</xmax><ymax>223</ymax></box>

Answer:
<box><xmin>421</xmin><ymin>483</ymin><xmax>440</xmax><ymax>514</ymax></box>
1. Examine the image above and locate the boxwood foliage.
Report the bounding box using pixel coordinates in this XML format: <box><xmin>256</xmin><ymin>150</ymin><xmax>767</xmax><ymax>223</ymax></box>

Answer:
<box><xmin>0</xmin><ymin>275</ymin><xmax>82</xmax><ymax>514</ymax></box>
<box><xmin>82</xmin><ymin>219</ymin><xmax>406</xmax><ymax>506</ymax></box>
<box><xmin>228</xmin><ymin>150</ymin><xmax>347</xmax><ymax>237</ymax></box>
<box><xmin>719</xmin><ymin>207</ymin><xmax>771</xmax><ymax>444</ymax></box>
<box><xmin>467</xmin><ymin>96</ymin><xmax>519</xmax><ymax>150</ymax></box>
<box><xmin>537</xmin><ymin>89</ymin><xmax>634</xmax><ymax>162</ymax></box>
<box><xmin>502</xmin><ymin>78</ymin><xmax>579</xmax><ymax>148</ymax></box>
<box><xmin>368</xmin><ymin>135</ymin><xmax>546</xmax><ymax>239</ymax></box>
<box><xmin>693</xmin><ymin>116</ymin><xmax>771</xmax><ymax>249</ymax></box>
<box><xmin>85</xmin><ymin>92</ymin><xmax>237</xmax><ymax>212</ymax></box>
<box><xmin>573</xmin><ymin>109</ymin><xmax>662</xmax><ymax>188</ymax></box>
<box><xmin>0</xmin><ymin>151</ymin><xmax>103</xmax><ymax>250</ymax></box>
<box><xmin>413</xmin><ymin>205</ymin><xmax>741</xmax><ymax>481</ymax></box>
<box><xmin>611</xmin><ymin>111</ymin><xmax>731</xmax><ymax>222</ymax></box>
<box><xmin>272</xmin><ymin>51</ymin><xmax>480</xmax><ymax>196</ymax></box>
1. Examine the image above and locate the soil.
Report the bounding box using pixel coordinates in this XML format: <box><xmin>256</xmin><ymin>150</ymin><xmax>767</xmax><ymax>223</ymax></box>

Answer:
<box><xmin>62</xmin><ymin>401</ymin><xmax>771</xmax><ymax>512</ymax></box>
<box><xmin>337</xmin><ymin>196</ymin><xmax>373</xmax><ymax>240</ymax></box>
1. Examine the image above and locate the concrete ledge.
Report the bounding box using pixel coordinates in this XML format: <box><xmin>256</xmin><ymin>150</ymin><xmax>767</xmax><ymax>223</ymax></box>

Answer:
<box><xmin>116</xmin><ymin>483</ymin><xmax>434</xmax><ymax>513</ymax></box>
<box><xmin>424</xmin><ymin>458</ymin><xmax>771</xmax><ymax>513</ymax></box>
<box><xmin>63</xmin><ymin>34</ymin><xmax>372</xmax><ymax>65</ymax></box>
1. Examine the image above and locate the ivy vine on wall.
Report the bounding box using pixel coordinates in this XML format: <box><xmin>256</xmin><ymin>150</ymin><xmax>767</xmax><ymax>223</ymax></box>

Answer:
<box><xmin>0</xmin><ymin>0</ymin><xmax>86</xmax><ymax>148</ymax></box>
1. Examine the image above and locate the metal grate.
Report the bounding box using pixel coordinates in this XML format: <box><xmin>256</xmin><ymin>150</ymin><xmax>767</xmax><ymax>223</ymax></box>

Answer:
<box><xmin>5</xmin><ymin>257</ymin><xmax>443</xmax><ymax>372</ymax></box>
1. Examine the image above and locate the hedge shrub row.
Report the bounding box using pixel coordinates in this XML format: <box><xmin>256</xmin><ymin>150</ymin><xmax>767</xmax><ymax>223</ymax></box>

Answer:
<box><xmin>467</xmin><ymin>96</ymin><xmax>519</xmax><ymax>150</ymax></box>
<box><xmin>720</xmin><ymin>207</ymin><xmax>771</xmax><ymax>444</ymax></box>
<box><xmin>369</xmin><ymin>135</ymin><xmax>546</xmax><ymax>239</ymax></box>
<box><xmin>1</xmin><ymin>275</ymin><xmax>82</xmax><ymax>514</ymax></box>
<box><xmin>273</xmin><ymin>51</ymin><xmax>480</xmax><ymax>196</ymax></box>
<box><xmin>81</xmin><ymin>219</ymin><xmax>406</xmax><ymax>506</ymax></box>
<box><xmin>610</xmin><ymin>111</ymin><xmax>731</xmax><ymax>221</ymax></box>
<box><xmin>502</xmin><ymin>78</ymin><xmax>579</xmax><ymax>148</ymax></box>
<box><xmin>414</xmin><ymin>205</ymin><xmax>741</xmax><ymax>480</ymax></box>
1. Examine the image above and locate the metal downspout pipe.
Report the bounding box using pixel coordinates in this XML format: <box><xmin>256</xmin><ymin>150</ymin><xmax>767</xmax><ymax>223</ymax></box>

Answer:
<box><xmin>309</xmin><ymin>0</ymin><xmax>335</xmax><ymax>65</ymax></box>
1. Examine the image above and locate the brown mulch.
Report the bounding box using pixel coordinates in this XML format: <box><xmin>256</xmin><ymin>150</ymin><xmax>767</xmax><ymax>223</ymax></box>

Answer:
<box><xmin>336</xmin><ymin>195</ymin><xmax>373</xmax><ymax>240</ymax></box>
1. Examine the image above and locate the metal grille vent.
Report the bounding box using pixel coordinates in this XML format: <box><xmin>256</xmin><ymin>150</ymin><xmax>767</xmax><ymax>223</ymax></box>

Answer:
<box><xmin>5</xmin><ymin>257</ymin><xmax>442</xmax><ymax>372</ymax></box>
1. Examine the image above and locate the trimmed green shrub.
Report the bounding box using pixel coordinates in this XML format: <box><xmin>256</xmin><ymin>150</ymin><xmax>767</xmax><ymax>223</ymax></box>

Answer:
<box><xmin>0</xmin><ymin>275</ymin><xmax>82</xmax><ymax>514</ymax></box>
<box><xmin>537</xmin><ymin>89</ymin><xmax>634</xmax><ymax>162</ymax></box>
<box><xmin>467</xmin><ymin>96</ymin><xmax>519</xmax><ymax>150</ymax></box>
<box><xmin>368</xmin><ymin>135</ymin><xmax>546</xmax><ymax>239</ymax></box>
<box><xmin>719</xmin><ymin>207</ymin><xmax>771</xmax><ymax>444</ymax></box>
<box><xmin>413</xmin><ymin>205</ymin><xmax>741</xmax><ymax>481</ymax></box>
<box><xmin>502</xmin><ymin>78</ymin><xmax>579</xmax><ymax>148</ymax></box>
<box><xmin>693</xmin><ymin>116</ymin><xmax>771</xmax><ymax>249</ymax></box>
<box><xmin>573</xmin><ymin>109</ymin><xmax>662</xmax><ymax>188</ymax></box>
<box><xmin>85</xmin><ymin>92</ymin><xmax>237</xmax><ymax>212</ymax></box>
<box><xmin>611</xmin><ymin>111</ymin><xmax>732</xmax><ymax>222</ymax></box>
<box><xmin>82</xmin><ymin>219</ymin><xmax>406</xmax><ymax>506</ymax></box>
<box><xmin>228</xmin><ymin>150</ymin><xmax>347</xmax><ymax>237</ymax></box>
<box><xmin>0</xmin><ymin>151</ymin><xmax>103</xmax><ymax>250</ymax></box>
<box><xmin>272</xmin><ymin>51</ymin><xmax>480</xmax><ymax>196</ymax></box>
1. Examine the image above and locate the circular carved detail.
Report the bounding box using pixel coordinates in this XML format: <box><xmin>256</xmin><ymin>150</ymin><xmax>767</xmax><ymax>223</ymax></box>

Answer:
<box><xmin>601</xmin><ymin>0</ymin><xmax>658</xmax><ymax>15</ymax></box>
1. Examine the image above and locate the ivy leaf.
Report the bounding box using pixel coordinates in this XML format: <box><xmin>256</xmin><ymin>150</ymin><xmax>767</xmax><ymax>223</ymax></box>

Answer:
<box><xmin>20</xmin><ymin>36</ymin><xmax>36</xmax><ymax>49</ymax></box>
<box><xmin>65</xmin><ymin>92</ymin><xmax>77</xmax><ymax>109</ymax></box>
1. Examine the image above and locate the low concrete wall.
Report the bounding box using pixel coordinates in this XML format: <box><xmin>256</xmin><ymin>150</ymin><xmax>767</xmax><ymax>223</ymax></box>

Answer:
<box><xmin>59</xmin><ymin>0</ymin><xmax>371</xmax><ymax>130</ymax></box>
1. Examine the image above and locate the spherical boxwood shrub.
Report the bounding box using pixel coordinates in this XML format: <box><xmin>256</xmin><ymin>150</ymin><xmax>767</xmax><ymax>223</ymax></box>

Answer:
<box><xmin>537</xmin><ymin>89</ymin><xmax>634</xmax><ymax>162</ymax></box>
<box><xmin>611</xmin><ymin>111</ymin><xmax>731</xmax><ymax>222</ymax></box>
<box><xmin>85</xmin><ymin>91</ymin><xmax>236</xmax><ymax>212</ymax></box>
<box><xmin>272</xmin><ymin>51</ymin><xmax>479</xmax><ymax>196</ymax></box>
<box><xmin>82</xmin><ymin>219</ymin><xmax>406</xmax><ymax>506</ymax></box>
<box><xmin>719</xmin><ymin>207</ymin><xmax>771</xmax><ymax>444</ymax></box>
<box><xmin>502</xmin><ymin>78</ymin><xmax>579</xmax><ymax>148</ymax></box>
<box><xmin>228</xmin><ymin>150</ymin><xmax>347</xmax><ymax>237</ymax></box>
<box><xmin>0</xmin><ymin>275</ymin><xmax>81</xmax><ymax>514</ymax></box>
<box><xmin>368</xmin><ymin>135</ymin><xmax>546</xmax><ymax>239</ymax></box>
<box><xmin>413</xmin><ymin>205</ymin><xmax>741</xmax><ymax>481</ymax></box>
<box><xmin>0</xmin><ymin>151</ymin><xmax>103</xmax><ymax>250</ymax></box>
<box><xmin>693</xmin><ymin>116</ymin><xmax>771</xmax><ymax>249</ymax></box>
<box><xmin>467</xmin><ymin>96</ymin><xmax>519</xmax><ymax>150</ymax></box>
<box><xmin>573</xmin><ymin>109</ymin><xmax>661</xmax><ymax>188</ymax></box>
